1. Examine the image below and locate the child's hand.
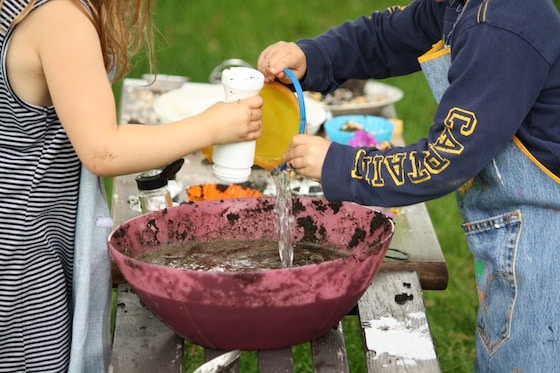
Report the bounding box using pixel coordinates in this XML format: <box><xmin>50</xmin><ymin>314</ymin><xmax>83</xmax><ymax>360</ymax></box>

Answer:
<box><xmin>257</xmin><ymin>41</ymin><xmax>307</xmax><ymax>84</ymax></box>
<box><xmin>201</xmin><ymin>95</ymin><xmax>264</xmax><ymax>144</ymax></box>
<box><xmin>284</xmin><ymin>134</ymin><xmax>331</xmax><ymax>182</ymax></box>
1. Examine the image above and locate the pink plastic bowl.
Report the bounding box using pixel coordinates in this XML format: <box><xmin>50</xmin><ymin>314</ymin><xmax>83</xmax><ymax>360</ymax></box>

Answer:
<box><xmin>108</xmin><ymin>197</ymin><xmax>394</xmax><ymax>350</ymax></box>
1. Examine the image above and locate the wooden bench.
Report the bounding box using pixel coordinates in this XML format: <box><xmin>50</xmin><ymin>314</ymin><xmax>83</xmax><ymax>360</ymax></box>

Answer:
<box><xmin>109</xmin><ymin>270</ymin><xmax>438</xmax><ymax>372</ymax></box>
<box><xmin>108</xmin><ymin>77</ymin><xmax>448</xmax><ymax>372</ymax></box>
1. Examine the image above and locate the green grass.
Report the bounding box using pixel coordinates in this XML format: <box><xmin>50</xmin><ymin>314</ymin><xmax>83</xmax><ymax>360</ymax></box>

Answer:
<box><xmin>113</xmin><ymin>1</ymin><xmax>560</xmax><ymax>371</ymax></box>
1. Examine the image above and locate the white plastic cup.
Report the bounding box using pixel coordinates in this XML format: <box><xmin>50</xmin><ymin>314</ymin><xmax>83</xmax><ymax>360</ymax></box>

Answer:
<box><xmin>212</xmin><ymin>67</ymin><xmax>264</xmax><ymax>183</ymax></box>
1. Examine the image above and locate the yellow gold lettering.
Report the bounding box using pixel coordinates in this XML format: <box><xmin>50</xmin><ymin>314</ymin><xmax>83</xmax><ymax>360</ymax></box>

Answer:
<box><xmin>444</xmin><ymin>107</ymin><xmax>477</xmax><ymax>136</ymax></box>
<box><xmin>350</xmin><ymin>149</ymin><xmax>365</xmax><ymax>180</ymax></box>
<box><xmin>434</xmin><ymin>127</ymin><xmax>464</xmax><ymax>155</ymax></box>
<box><xmin>424</xmin><ymin>144</ymin><xmax>451</xmax><ymax>174</ymax></box>
<box><xmin>384</xmin><ymin>152</ymin><xmax>407</xmax><ymax>186</ymax></box>
<box><xmin>369</xmin><ymin>154</ymin><xmax>385</xmax><ymax>187</ymax></box>
<box><xmin>348</xmin><ymin>105</ymin><xmax>475</xmax><ymax>190</ymax></box>
<box><xmin>407</xmin><ymin>151</ymin><xmax>432</xmax><ymax>184</ymax></box>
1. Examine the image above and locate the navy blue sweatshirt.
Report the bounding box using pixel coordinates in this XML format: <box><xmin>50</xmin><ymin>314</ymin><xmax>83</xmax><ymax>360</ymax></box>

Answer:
<box><xmin>296</xmin><ymin>0</ymin><xmax>560</xmax><ymax>207</ymax></box>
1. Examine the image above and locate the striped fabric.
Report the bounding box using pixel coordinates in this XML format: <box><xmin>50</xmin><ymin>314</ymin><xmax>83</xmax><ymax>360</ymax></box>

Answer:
<box><xmin>0</xmin><ymin>1</ymin><xmax>82</xmax><ymax>372</ymax></box>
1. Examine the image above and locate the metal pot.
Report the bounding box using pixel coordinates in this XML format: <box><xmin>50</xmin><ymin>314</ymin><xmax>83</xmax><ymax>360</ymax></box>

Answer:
<box><xmin>108</xmin><ymin>197</ymin><xmax>394</xmax><ymax>350</ymax></box>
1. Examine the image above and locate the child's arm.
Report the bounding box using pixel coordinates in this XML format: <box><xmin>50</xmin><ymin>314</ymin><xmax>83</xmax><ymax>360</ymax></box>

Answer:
<box><xmin>20</xmin><ymin>0</ymin><xmax>263</xmax><ymax>177</ymax></box>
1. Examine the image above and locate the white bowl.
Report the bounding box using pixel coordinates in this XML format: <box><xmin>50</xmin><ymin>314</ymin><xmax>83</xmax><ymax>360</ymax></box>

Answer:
<box><xmin>316</xmin><ymin>81</ymin><xmax>404</xmax><ymax>116</ymax></box>
<box><xmin>303</xmin><ymin>96</ymin><xmax>329</xmax><ymax>135</ymax></box>
<box><xmin>154</xmin><ymin>83</ymin><xmax>224</xmax><ymax>123</ymax></box>
<box><xmin>154</xmin><ymin>83</ymin><xmax>329</xmax><ymax>136</ymax></box>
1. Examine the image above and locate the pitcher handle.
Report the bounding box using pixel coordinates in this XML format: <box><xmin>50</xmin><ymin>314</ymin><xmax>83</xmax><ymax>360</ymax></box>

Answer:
<box><xmin>271</xmin><ymin>68</ymin><xmax>307</xmax><ymax>175</ymax></box>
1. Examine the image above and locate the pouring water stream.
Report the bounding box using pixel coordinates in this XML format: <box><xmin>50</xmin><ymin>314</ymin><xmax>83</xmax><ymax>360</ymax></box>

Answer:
<box><xmin>273</xmin><ymin>171</ymin><xmax>294</xmax><ymax>267</ymax></box>
<box><xmin>192</xmin><ymin>70</ymin><xmax>305</xmax><ymax>370</ymax></box>
<box><xmin>272</xmin><ymin>68</ymin><xmax>307</xmax><ymax>268</ymax></box>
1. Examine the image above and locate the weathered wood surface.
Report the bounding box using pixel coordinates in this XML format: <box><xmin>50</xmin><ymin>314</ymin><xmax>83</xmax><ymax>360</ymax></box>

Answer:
<box><xmin>257</xmin><ymin>348</ymin><xmax>293</xmax><ymax>372</ymax></box>
<box><xmin>109</xmin><ymin>284</ymin><xmax>183</xmax><ymax>373</ymax></box>
<box><xmin>109</xmin><ymin>275</ymin><xmax>440</xmax><ymax>372</ymax></box>
<box><xmin>383</xmin><ymin>203</ymin><xmax>448</xmax><ymax>290</ymax></box>
<box><xmin>310</xmin><ymin>322</ymin><xmax>350</xmax><ymax>373</ymax></box>
<box><xmin>358</xmin><ymin>271</ymin><xmax>441</xmax><ymax>372</ymax></box>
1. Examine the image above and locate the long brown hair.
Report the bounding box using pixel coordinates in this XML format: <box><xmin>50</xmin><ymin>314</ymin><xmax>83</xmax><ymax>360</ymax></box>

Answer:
<box><xmin>1</xmin><ymin>0</ymin><xmax>156</xmax><ymax>81</ymax></box>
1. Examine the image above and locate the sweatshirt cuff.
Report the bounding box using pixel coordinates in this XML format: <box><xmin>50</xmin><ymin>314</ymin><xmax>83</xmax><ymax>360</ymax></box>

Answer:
<box><xmin>321</xmin><ymin>142</ymin><xmax>357</xmax><ymax>201</ymax></box>
<box><xmin>296</xmin><ymin>39</ymin><xmax>339</xmax><ymax>93</ymax></box>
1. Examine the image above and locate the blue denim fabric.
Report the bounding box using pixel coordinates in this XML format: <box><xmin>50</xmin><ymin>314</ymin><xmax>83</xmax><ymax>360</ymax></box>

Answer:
<box><xmin>419</xmin><ymin>51</ymin><xmax>451</xmax><ymax>103</ymax></box>
<box><xmin>420</xmin><ymin>38</ymin><xmax>560</xmax><ymax>371</ymax></box>
<box><xmin>457</xmin><ymin>141</ymin><xmax>560</xmax><ymax>372</ymax></box>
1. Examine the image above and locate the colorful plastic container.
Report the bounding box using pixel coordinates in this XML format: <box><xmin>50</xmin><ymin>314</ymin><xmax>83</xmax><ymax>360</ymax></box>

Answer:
<box><xmin>324</xmin><ymin>114</ymin><xmax>395</xmax><ymax>145</ymax></box>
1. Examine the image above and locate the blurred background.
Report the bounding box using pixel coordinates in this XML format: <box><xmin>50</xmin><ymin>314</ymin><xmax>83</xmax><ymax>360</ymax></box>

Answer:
<box><xmin>114</xmin><ymin>1</ymin><xmax>560</xmax><ymax>371</ymax></box>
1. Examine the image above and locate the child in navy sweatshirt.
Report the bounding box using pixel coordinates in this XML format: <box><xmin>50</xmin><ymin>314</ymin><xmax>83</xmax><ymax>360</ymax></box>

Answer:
<box><xmin>259</xmin><ymin>0</ymin><xmax>560</xmax><ymax>370</ymax></box>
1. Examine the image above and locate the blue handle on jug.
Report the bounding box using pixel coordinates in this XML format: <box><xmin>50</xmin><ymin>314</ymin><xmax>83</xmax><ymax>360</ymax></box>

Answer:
<box><xmin>271</xmin><ymin>68</ymin><xmax>307</xmax><ymax>175</ymax></box>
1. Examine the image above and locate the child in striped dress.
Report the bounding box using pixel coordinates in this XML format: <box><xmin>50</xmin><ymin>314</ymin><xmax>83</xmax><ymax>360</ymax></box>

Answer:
<box><xmin>0</xmin><ymin>1</ymin><xmax>263</xmax><ymax>371</ymax></box>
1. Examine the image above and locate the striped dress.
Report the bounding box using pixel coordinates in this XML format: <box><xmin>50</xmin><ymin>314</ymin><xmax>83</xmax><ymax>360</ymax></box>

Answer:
<box><xmin>0</xmin><ymin>1</ymin><xmax>82</xmax><ymax>371</ymax></box>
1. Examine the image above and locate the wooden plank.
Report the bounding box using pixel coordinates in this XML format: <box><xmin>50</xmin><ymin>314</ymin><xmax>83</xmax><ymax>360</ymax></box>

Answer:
<box><xmin>358</xmin><ymin>271</ymin><xmax>440</xmax><ymax>373</ymax></box>
<box><xmin>381</xmin><ymin>203</ymin><xmax>448</xmax><ymax>290</ymax></box>
<box><xmin>310</xmin><ymin>322</ymin><xmax>350</xmax><ymax>373</ymax></box>
<box><xmin>258</xmin><ymin>348</ymin><xmax>293</xmax><ymax>372</ymax></box>
<box><xmin>109</xmin><ymin>284</ymin><xmax>183</xmax><ymax>373</ymax></box>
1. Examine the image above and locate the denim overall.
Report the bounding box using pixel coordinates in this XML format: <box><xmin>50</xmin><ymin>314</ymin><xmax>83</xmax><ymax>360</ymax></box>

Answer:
<box><xmin>419</xmin><ymin>5</ymin><xmax>560</xmax><ymax>371</ymax></box>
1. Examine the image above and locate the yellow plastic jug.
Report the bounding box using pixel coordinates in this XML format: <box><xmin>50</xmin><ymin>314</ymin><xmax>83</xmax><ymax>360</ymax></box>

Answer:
<box><xmin>202</xmin><ymin>81</ymin><xmax>302</xmax><ymax>171</ymax></box>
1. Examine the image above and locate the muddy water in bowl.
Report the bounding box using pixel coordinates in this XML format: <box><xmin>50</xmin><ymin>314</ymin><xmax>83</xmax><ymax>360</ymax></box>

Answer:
<box><xmin>137</xmin><ymin>239</ymin><xmax>348</xmax><ymax>271</ymax></box>
<box><xmin>108</xmin><ymin>197</ymin><xmax>394</xmax><ymax>350</ymax></box>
